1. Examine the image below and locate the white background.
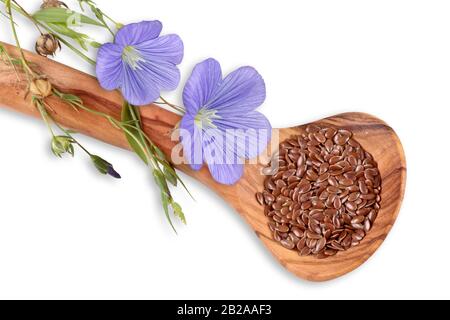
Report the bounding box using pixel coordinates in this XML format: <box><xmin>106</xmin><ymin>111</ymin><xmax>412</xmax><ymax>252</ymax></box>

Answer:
<box><xmin>0</xmin><ymin>0</ymin><xmax>449</xmax><ymax>299</ymax></box>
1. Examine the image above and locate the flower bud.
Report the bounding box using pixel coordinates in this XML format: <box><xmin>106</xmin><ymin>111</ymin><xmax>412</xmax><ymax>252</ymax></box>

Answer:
<box><xmin>40</xmin><ymin>0</ymin><xmax>68</xmax><ymax>9</ymax></box>
<box><xmin>30</xmin><ymin>79</ymin><xmax>53</xmax><ymax>98</ymax></box>
<box><xmin>35</xmin><ymin>34</ymin><xmax>61</xmax><ymax>57</ymax></box>
<box><xmin>91</xmin><ymin>155</ymin><xmax>121</xmax><ymax>179</ymax></box>
<box><xmin>51</xmin><ymin>136</ymin><xmax>75</xmax><ymax>157</ymax></box>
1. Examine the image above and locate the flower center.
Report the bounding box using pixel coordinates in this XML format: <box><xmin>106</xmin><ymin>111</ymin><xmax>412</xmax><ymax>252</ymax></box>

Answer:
<box><xmin>194</xmin><ymin>108</ymin><xmax>220</xmax><ymax>129</ymax></box>
<box><xmin>122</xmin><ymin>46</ymin><xmax>144</xmax><ymax>70</ymax></box>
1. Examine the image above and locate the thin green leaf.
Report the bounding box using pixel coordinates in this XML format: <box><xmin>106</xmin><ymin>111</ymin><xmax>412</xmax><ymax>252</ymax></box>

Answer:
<box><xmin>33</xmin><ymin>7</ymin><xmax>104</xmax><ymax>27</ymax></box>
<box><xmin>175</xmin><ymin>172</ymin><xmax>195</xmax><ymax>201</ymax></box>
<box><xmin>55</xmin><ymin>89</ymin><xmax>84</xmax><ymax>105</ymax></box>
<box><xmin>161</xmin><ymin>192</ymin><xmax>176</xmax><ymax>233</ymax></box>
<box><xmin>88</xmin><ymin>4</ymin><xmax>104</xmax><ymax>23</ymax></box>
<box><xmin>121</xmin><ymin>102</ymin><xmax>149</xmax><ymax>164</ymax></box>
<box><xmin>129</xmin><ymin>105</ymin><xmax>154</xmax><ymax>158</ymax></box>
<box><xmin>90</xmin><ymin>41</ymin><xmax>101</xmax><ymax>48</ymax></box>
<box><xmin>153</xmin><ymin>169</ymin><xmax>170</xmax><ymax>195</ymax></box>
<box><xmin>78</xmin><ymin>38</ymin><xmax>88</xmax><ymax>51</ymax></box>
<box><xmin>153</xmin><ymin>170</ymin><xmax>176</xmax><ymax>233</ymax></box>
<box><xmin>53</xmin><ymin>90</ymin><xmax>81</xmax><ymax>112</ymax></box>
<box><xmin>148</xmin><ymin>142</ymin><xmax>194</xmax><ymax>200</ymax></box>
<box><xmin>163</xmin><ymin>165</ymin><xmax>178</xmax><ymax>186</ymax></box>
<box><xmin>0</xmin><ymin>10</ymin><xmax>13</xmax><ymax>22</ymax></box>
<box><xmin>151</xmin><ymin>144</ymin><xmax>167</xmax><ymax>162</ymax></box>
<box><xmin>62</xmin><ymin>94</ymin><xmax>83</xmax><ymax>104</ymax></box>
<box><xmin>171</xmin><ymin>201</ymin><xmax>187</xmax><ymax>225</ymax></box>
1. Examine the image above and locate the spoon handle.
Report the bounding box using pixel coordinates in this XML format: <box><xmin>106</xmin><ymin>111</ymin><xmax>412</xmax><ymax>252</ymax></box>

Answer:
<box><xmin>0</xmin><ymin>41</ymin><xmax>181</xmax><ymax>159</ymax></box>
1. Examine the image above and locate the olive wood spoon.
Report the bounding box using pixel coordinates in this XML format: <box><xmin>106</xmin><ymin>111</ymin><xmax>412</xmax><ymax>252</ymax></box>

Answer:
<box><xmin>0</xmin><ymin>42</ymin><xmax>406</xmax><ymax>281</ymax></box>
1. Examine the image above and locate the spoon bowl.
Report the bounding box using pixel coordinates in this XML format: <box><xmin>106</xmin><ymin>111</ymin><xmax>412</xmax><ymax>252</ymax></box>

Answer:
<box><xmin>227</xmin><ymin>113</ymin><xmax>406</xmax><ymax>281</ymax></box>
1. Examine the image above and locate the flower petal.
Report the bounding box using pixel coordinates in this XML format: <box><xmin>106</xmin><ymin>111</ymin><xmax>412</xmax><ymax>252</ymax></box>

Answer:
<box><xmin>115</xmin><ymin>21</ymin><xmax>162</xmax><ymax>46</ymax></box>
<box><xmin>136</xmin><ymin>34</ymin><xmax>184</xmax><ymax>65</ymax></box>
<box><xmin>139</xmin><ymin>59</ymin><xmax>181</xmax><ymax>91</ymax></box>
<box><xmin>179</xmin><ymin>114</ymin><xmax>203</xmax><ymax>171</ymax></box>
<box><xmin>183</xmin><ymin>58</ymin><xmax>222</xmax><ymax>115</ymax></box>
<box><xmin>120</xmin><ymin>65</ymin><xmax>160</xmax><ymax>106</ymax></box>
<box><xmin>206</xmin><ymin>162</ymin><xmax>244</xmax><ymax>185</ymax></box>
<box><xmin>96</xmin><ymin>43</ymin><xmax>124</xmax><ymax>90</ymax></box>
<box><xmin>206</xmin><ymin>66</ymin><xmax>266</xmax><ymax>115</ymax></box>
<box><xmin>119</xmin><ymin>55</ymin><xmax>181</xmax><ymax>105</ymax></box>
<box><xmin>214</xmin><ymin>111</ymin><xmax>272</xmax><ymax>159</ymax></box>
<box><xmin>201</xmin><ymin>129</ymin><xmax>244</xmax><ymax>185</ymax></box>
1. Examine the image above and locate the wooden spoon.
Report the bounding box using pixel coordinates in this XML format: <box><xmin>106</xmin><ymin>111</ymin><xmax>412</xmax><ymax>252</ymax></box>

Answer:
<box><xmin>0</xmin><ymin>42</ymin><xmax>406</xmax><ymax>281</ymax></box>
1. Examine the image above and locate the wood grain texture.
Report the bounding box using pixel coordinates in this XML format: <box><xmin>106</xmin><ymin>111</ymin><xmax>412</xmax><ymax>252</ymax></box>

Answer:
<box><xmin>0</xmin><ymin>42</ymin><xmax>406</xmax><ymax>281</ymax></box>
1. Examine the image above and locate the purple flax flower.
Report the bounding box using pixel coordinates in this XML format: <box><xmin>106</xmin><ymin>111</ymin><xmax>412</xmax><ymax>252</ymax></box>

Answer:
<box><xmin>96</xmin><ymin>21</ymin><xmax>184</xmax><ymax>106</ymax></box>
<box><xmin>180</xmin><ymin>58</ymin><xmax>272</xmax><ymax>185</ymax></box>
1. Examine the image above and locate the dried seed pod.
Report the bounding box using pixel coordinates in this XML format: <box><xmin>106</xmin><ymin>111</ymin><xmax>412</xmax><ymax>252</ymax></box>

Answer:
<box><xmin>35</xmin><ymin>34</ymin><xmax>61</xmax><ymax>57</ymax></box>
<box><xmin>29</xmin><ymin>78</ymin><xmax>52</xmax><ymax>98</ymax></box>
<box><xmin>41</xmin><ymin>0</ymin><xmax>68</xmax><ymax>9</ymax></box>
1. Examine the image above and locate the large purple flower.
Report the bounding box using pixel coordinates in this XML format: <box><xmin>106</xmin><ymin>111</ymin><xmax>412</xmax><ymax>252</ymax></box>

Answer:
<box><xmin>96</xmin><ymin>21</ymin><xmax>184</xmax><ymax>106</ymax></box>
<box><xmin>180</xmin><ymin>58</ymin><xmax>272</xmax><ymax>185</ymax></box>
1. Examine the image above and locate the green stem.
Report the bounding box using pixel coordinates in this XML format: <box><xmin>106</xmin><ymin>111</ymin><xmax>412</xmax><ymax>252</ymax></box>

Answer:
<box><xmin>0</xmin><ymin>43</ymin><xmax>20</xmax><ymax>80</ymax></box>
<box><xmin>5</xmin><ymin>0</ymin><xmax>35</xmax><ymax>77</ymax></box>
<box><xmin>11</xmin><ymin>0</ymin><xmax>43</xmax><ymax>34</ymax></box>
<box><xmin>158</xmin><ymin>96</ymin><xmax>185</xmax><ymax>114</ymax></box>
<box><xmin>78</xmin><ymin>0</ymin><xmax>121</xmax><ymax>31</ymax></box>
<box><xmin>127</xmin><ymin>103</ymin><xmax>160</xmax><ymax>170</ymax></box>
<box><xmin>54</xmin><ymin>121</ymin><xmax>92</xmax><ymax>156</ymax></box>
<box><xmin>103</xmin><ymin>12</ymin><xmax>120</xmax><ymax>29</ymax></box>
<box><xmin>104</xmin><ymin>23</ymin><xmax>115</xmax><ymax>37</ymax></box>
<box><xmin>56</xmin><ymin>35</ymin><xmax>96</xmax><ymax>65</ymax></box>
<box><xmin>39</xmin><ymin>98</ymin><xmax>93</xmax><ymax>156</ymax></box>
<box><xmin>34</xmin><ymin>99</ymin><xmax>55</xmax><ymax>137</ymax></box>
